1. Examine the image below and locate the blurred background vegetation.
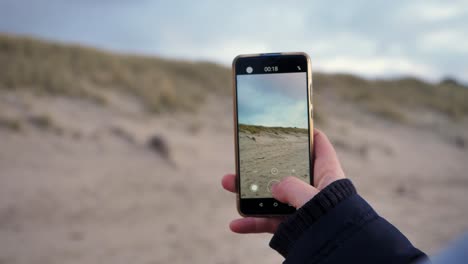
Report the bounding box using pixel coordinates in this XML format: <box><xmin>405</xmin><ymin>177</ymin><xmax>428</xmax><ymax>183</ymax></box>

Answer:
<box><xmin>2</xmin><ymin>34</ymin><xmax>467</xmax><ymax>122</ymax></box>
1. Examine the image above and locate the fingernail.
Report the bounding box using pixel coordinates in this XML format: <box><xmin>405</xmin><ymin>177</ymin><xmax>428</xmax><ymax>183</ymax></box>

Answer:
<box><xmin>271</xmin><ymin>182</ymin><xmax>279</xmax><ymax>192</ymax></box>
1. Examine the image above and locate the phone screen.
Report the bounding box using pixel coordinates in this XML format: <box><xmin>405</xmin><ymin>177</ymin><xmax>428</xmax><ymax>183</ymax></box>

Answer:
<box><xmin>234</xmin><ymin>54</ymin><xmax>312</xmax><ymax>214</ymax></box>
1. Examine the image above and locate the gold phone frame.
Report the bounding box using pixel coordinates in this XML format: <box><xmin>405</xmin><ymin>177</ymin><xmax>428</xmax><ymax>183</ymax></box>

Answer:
<box><xmin>231</xmin><ymin>52</ymin><xmax>314</xmax><ymax>217</ymax></box>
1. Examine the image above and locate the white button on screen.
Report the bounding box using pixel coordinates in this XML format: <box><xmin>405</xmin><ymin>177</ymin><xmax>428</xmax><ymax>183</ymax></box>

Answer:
<box><xmin>250</xmin><ymin>184</ymin><xmax>259</xmax><ymax>192</ymax></box>
<box><xmin>271</xmin><ymin>168</ymin><xmax>279</xmax><ymax>175</ymax></box>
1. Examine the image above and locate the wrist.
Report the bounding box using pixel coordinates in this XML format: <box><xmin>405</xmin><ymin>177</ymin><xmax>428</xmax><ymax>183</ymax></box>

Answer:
<box><xmin>269</xmin><ymin>179</ymin><xmax>357</xmax><ymax>257</ymax></box>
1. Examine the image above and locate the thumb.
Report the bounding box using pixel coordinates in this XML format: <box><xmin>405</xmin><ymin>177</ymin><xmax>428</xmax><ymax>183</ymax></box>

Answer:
<box><xmin>271</xmin><ymin>176</ymin><xmax>319</xmax><ymax>208</ymax></box>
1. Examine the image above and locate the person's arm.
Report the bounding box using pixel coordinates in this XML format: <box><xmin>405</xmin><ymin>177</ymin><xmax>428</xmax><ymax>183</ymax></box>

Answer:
<box><xmin>270</xmin><ymin>178</ymin><xmax>427</xmax><ymax>263</ymax></box>
<box><xmin>222</xmin><ymin>129</ymin><xmax>428</xmax><ymax>263</ymax></box>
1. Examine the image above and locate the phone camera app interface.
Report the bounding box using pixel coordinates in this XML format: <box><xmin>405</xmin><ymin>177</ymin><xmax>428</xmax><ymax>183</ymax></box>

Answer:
<box><xmin>237</xmin><ymin>71</ymin><xmax>310</xmax><ymax>198</ymax></box>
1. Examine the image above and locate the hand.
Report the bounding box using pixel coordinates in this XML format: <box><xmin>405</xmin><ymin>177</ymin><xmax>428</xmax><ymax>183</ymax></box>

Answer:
<box><xmin>221</xmin><ymin>129</ymin><xmax>345</xmax><ymax>234</ymax></box>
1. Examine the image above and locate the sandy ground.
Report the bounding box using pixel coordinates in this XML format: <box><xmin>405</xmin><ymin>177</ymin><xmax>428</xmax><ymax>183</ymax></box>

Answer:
<box><xmin>1</xmin><ymin>90</ymin><xmax>468</xmax><ymax>263</ymax></box>
<box><xmin>239</xmin><ymin>130</ymin><xmax>310</xmax><ymax>198</ymax></box>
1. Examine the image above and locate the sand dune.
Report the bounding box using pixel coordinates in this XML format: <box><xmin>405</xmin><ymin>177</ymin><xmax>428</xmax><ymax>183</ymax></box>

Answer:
<box><xmin>1</xmin><ymin>34</ymin><xmax>468</xmax><ymax>263</ymax></box>
<box><xmin>238</xmin><ymin>127</ymin><xmax>310</xmax><ymax>198</ymax></box>
<box><xmin>0</xmin><ymin>88</ymin><xmax>467</xmax><ymax>263</ymax></box>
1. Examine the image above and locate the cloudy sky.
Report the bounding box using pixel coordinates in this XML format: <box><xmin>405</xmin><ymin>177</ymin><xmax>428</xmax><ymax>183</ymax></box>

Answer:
<box><xmin>1</xmin><ymin>0</ymin><xmax>467</xmax><ymax>83</ymax></box>
<box><xmin>237</xmin><ymin>73</ymin><xmax>308</xmax><ymax>128</ymax></box>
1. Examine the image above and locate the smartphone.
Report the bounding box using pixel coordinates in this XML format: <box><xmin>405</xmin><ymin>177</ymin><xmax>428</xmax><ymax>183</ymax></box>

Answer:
<box><xmin>232</xmin><ymin>52</ymin><xmax>314</xmax><ymax>216</ymax></box>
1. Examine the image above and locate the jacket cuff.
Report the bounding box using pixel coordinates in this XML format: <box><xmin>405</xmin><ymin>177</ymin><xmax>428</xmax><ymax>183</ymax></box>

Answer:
<box><xmin>269</xmin><ymin>179</ymin><xmax>356</xmax><ymax>258</ymax></box>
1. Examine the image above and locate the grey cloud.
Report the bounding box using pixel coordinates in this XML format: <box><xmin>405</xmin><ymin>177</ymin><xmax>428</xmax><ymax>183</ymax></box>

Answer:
<box><xmin>0</xmin><ymin>0</ymin><xmax>466</xmax><ymax>82</ymax></box>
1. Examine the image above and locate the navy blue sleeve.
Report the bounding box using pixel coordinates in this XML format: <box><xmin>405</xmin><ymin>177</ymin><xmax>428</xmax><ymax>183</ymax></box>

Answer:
<box><xmin>270</xmin><ymin>179</ymin><xmax>428</xmax><ymax>264</ymax></box>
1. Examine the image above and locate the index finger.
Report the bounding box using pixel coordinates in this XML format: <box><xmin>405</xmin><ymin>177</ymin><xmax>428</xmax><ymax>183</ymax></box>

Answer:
<box><xmin>222</xmin><ymin>173</ymin><xmax>237</xmax><ymax>193</ymax></box>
